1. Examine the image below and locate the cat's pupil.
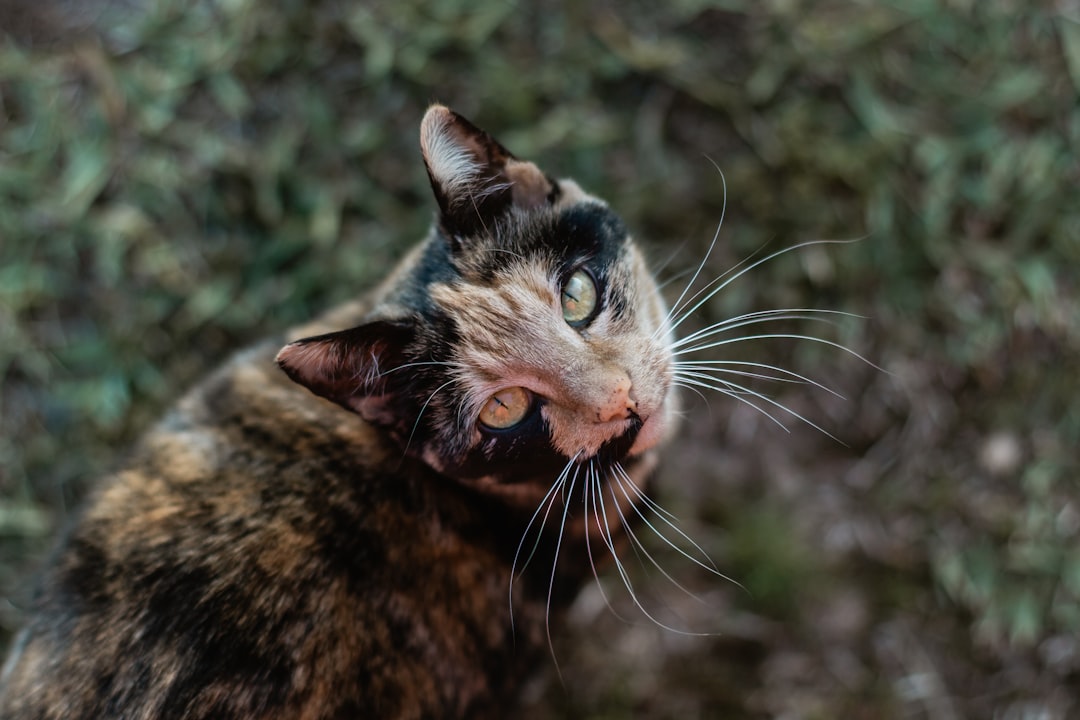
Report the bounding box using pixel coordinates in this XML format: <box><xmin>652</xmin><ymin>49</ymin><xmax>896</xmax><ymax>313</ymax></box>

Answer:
<box><xmin>561</xmin><ymin>270</ymin><xmax>597</xmax><ymax>325</ymax></box>
<box><xmin>478</xmin><ymin>387</ymin><xmax>532</xmax><ymax>429</ymax></box>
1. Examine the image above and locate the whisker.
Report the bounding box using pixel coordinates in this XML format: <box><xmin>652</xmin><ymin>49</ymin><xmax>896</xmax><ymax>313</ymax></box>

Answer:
<box><xmin>591</xmin><ymin>469</ymin><xmax>649</xmax><ymax>619</ymax></box>
<box><xmin>674</xmin><ymin>332</ymin><xmax>882</xmax><ymax>374</ymax></box>
<box><xmin>653</xmin><ymin>165</ymin><xmax>728</xmax><ymax>342</ymax></box>
<box><xmin>675</xmin><ymin>371</ymin><xmax>768</xmax><ymax>397</ymax></box>
<box><xmin>667</xmin><ymin>238</ymin><xmax>864</xmax><ymax>336</ymax></box>
<box><xmin>380</xmin><ymin>360</ymin><xmax>459</xmax><ymax>374</ymax></box>
<box><xmin>401</xmin><ymin>379</ymin><xmax>458</xmax><ymax>458</ymax></box>
<box><xmin>673</xmin><ymin>378</ymin><xmax>710</xmax><ymax>406</ymax></box>
<box><xmin>673</xmin><ymin>361</ymin><xmax>844</xmax><ymax>399</ymax></box>
<box><xmin>608</xmin><ymin>465</ymin><xmax>724</xmax><ymax>601</ymax></box>
<box><xmin>599</xmin><ymin>474</ymin><xmax>715</xmax><ymax>636</ymax></box>
<box><xmin>676</xmin><ymin>365</ymin><xmax>808</xmax><ymax>387</ymax></box>
<box><xmin>612</xmin><ymin>462</ymin><xmax>738</xmax><ymax>584</ymax></box>
<box><xmin>677</xmin><ymin>374</ymin><xmax>844</xmax><ymax>443</ymax></box>
<box><xmin>583</xmin><ymin>461</ymin><xmax>627</xmax><ymax>622</ymax></box>
<box><xmin>660</xmin><ymin>244</ymin><xmax>779</xmax><ymax>342</ymax></box>
<box><xmin>615</xmin><ymin>464</ymin><xmax>679</xmax><ymax>526</ymax></box>
<box><xmin>512</xmin><ymin>456</ymin><xmax>578</xmax><ymax>579</ymax></box>
<box><xmin>672</xmin><ymin>308</ymin><xmax>861</xmax><ymax>350</ymax></box>
<box><xmin>673</xmin><ymin>378</ymin><xmax>792</xmax><ymax>432</ymax></box>
<box><xmin>509</xmin><ymin>454</ymin><xmax>579</xmax><ymax>633</ymax></box>
<box><xmin>652</xmin><ymin>233</ymin><xmax>701</xmax><ymax>292</ymax></box>
<box><xmin>544</xmin><ymin>463</ymin><xmax>583</xmax><ymax>676</ymax></box>
<box><xmin>588</xmin><ymin>464</ymin><xmax>714</xmax><ymax>635</ymax></box>
<box><xmin>617</xmin><ymin>464</ymin><xmax>743</xmax><ymax>587</ymax></box>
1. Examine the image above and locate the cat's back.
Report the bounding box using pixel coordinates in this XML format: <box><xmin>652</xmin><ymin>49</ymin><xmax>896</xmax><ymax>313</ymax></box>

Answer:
<box><xmin>0</xmin><ymin>340</ymin><xmax>536</xmax><ymax>720</ymax></box>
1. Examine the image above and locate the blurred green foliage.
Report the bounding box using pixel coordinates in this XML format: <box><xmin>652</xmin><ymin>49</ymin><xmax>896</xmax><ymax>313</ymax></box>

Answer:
<box><xmin>1</xmin><ymin>0</ymin><xmax>1078</xmax><ymax>715</ymax></box>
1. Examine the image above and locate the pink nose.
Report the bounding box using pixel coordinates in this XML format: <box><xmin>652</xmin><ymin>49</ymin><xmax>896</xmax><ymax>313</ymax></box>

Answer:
<box><xmin>596</xmin><ymin>375</ymin><xmax>637</xmax><ymax>423</ymax></box>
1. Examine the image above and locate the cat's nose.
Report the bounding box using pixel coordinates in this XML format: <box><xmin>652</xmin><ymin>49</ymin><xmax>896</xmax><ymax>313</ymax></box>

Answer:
<box><xmin>596</xmin><ymin>375</ymin><xmax>636</xmax><ymax>423</ymax></box>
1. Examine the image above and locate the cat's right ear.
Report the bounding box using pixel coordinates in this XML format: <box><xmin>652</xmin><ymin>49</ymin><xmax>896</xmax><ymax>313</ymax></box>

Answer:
<box><xmin>275</xmin><ymin>320</ymin><xmax>416</xmax><ymax>424</ymax></box>
<box><xmin>420</xmin><ymin>104</ymin><xmax>556</xmax><ymax>241</ymax></box>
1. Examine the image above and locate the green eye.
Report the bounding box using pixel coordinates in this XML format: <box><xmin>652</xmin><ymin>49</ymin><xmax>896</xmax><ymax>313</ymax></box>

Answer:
<box><xmin>478</xmin><ymin>387</ymin><xmax>532</xmax><ymax>429</ymax></box>
<box><xmin>561</xmin><ymin>270</ymin><xmax>597</xmax><ymax>325</ymax></box>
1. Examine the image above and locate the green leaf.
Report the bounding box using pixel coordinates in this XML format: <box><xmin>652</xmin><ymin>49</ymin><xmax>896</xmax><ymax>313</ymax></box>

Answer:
<box><xmin>1058</xmin><ymin>17</ymin><xmax>1080</xmax><ymax>93</ymax></box>
<box><xmin>60</xmin><ymin>141</ymin><xmax>113</xmax><ymax>218</ymax></box>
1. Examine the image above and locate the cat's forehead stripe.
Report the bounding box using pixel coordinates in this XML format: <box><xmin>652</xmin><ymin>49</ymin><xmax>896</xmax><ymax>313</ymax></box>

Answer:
<box><xmin>429</xmin><ymin>258</ymin><xmax>557</xmax><ymax>355</ymax></box>
<box><xmin>448</xmin><ymin>202</ymin><xmax>630</xmax><ymax>278</ymax></box>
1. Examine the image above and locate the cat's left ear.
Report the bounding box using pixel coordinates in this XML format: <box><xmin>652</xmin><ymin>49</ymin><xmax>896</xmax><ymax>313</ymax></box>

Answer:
<box><xmin>420</xmin><ymin>104</ymin><xmax>556</xmax><ymax>240</ymax></box>
<box><xmin>275</xmin><ymin>320</ymin><xmax>416</xmax><ymax>425</ymax></box>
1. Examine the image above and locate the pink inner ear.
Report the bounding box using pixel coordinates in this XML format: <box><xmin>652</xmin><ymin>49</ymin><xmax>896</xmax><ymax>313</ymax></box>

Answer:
<box><xmin>419</xmin><ymin>104</ymin><xmax>552</xmax><ymax>214</ymax></box>
<box><xmin>505</xmin><ymin>160</ymin><xmax>553</xmax><ymax>210</ymax></box>
<box><xmin>275</xmin><ymin>320</ymin><xmax>416</xmax><ymax>412</ymax></box>
<box><xmin>275</xmin><ymin>334</ymin><xmax>383</xmax><ymax>406</ymax></box>
<box><xmin>276</xmin><ymin>339</ymin><xmax>361</xmax><ymax>394</ymax></box>
<box><xmin>277</xmin><ymin>341</ymin><xmax>338</xmax><ymax>401</ymax></box>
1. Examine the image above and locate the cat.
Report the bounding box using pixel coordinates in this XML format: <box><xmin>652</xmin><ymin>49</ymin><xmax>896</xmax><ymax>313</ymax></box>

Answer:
<box><xmin>0</xmin><ymin>105</ymin><xmax>682</xmax><ymax>719</ymax></box>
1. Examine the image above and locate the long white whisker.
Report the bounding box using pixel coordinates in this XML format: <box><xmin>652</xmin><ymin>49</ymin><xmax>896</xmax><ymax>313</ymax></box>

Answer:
<box><xmin>616</xmin><ymin>465</ymin><xmax>679</xmax><ymax>525</ymax></box>
<box><xmin>679</xmin><ymin>374</ymin><xmax>844</xmax><ymax>443</ymax></box>
<box><xmin>673</xmin><ymin>379</ymin><xmax>710</xmax><ymax>406</ymax></box>
<box><xmin>613</xmin><ymin>463</ymin><xmax>732</xmax><ymax>579</ymax></box>
<box><xmin>583</xmin><ymin>461</ymin><xmax>627</xmax><ymax>622</ymax></box>
<box><xmin>659</xmin><ymin>242</ymin><xmax>773</xmax><ymax>343</ymax></box>
<box><xmin>668</xmin><ymin>238</ymin><xmax>863</xmax><ymax>335</ymax></box>
<box><xmin>672</xmin><ymin>308</ymin><xmax>860</xmax><ymax>349</ymax></box>
<box><xmin>590</xmin><ymin>464</ymin><xmax>715</xmax><ymax>635</ymax></box>
<box><xmin>677</xmin><ymin>365</ymin><xmax>811</xmax><ymax>387</ymax></box>
<box><xmin>611</xmin><ymin>483</ymin><xmax>703</xmax><ymax>601</ymax></box>
<box><xmin>673</xmin><ymin>378</ymin><xmax>792</xmax><ymax>432</ymax></box>
<box><xmin>601</xmin><ymin>475</ymin><xmax>715</xmax><ymax>636</ymax></box>
<box><xmin>674</xmin><ymin>333</ymin><xmax>882</xmax><ymax>373</ymax></box>
<box><xmin>544</xmin><ymin>464</ymin><xmax>582</xmax><ymax>675</ymax></box>
<box><xmin>512</xmin><ymin>456</ymin><xmax>579</xmax><ymax>580</ymax></box>
<box><xmin>675</xmin><ymin>370</ymin><xmax>775</xmax><ymax>398</ymax></box>
<box><xmin>401</xmin><ymin>379</ymin><xmax>457</xmax><ymax>458</ymax></box>
<box><xmin>653</xmin><ymin>165</ymin><xmax>728</xmax><ymax>342</ymax></box>
<box><xmin>673</xmin><ymin>361</ymin><xmax>844</xmax><ymax>399</ymax></box>
<box><xmin>610</xmin><ymin>464</ymin><xmax>738</xmax><ymax>598</ymax></box>
<box><xmin>380</xmin><ymin>360</ymin><xmax>459</xmax><ymax>374</ymax></box>
<box><xmin>592</xmin><ymin>469</ymin><xmax>648</xmax><ymax>615</ymax></box>
<box><xmin>509</xmin><ymin>454</ymin><xmax>579</xmax><ymax>634</ymax></box>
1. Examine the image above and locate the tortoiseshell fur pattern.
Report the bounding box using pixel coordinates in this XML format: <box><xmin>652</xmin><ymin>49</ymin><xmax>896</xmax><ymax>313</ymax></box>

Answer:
<box><xmin>0</xmin><ymin>106</ymin><xmax>677</xmax><ymax>719</ymax></box>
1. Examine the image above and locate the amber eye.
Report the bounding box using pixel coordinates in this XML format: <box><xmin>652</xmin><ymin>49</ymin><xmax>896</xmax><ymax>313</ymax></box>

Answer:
<box><xmin>478</xmin><ymin>387</ymin><xmax>532</xmax><ymax>429</ymax></box>
<box><xmin>561</xmin><ymin>269</ymin><xmax>597</xmax><ymax>325</ymax></box>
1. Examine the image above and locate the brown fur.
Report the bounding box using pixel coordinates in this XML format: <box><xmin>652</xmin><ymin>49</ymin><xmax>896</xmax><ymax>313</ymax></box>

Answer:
<box><xmin>0</xmin><ymin>106</ymin><xmax>676</xmax><ymax>719</ymax></box>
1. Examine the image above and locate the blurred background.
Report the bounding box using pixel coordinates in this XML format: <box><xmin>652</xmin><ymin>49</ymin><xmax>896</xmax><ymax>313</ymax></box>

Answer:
<box><xmin>1</xmin><ymin>0</ymin><xmax>1078</xmax><ymax>716</ymax></box>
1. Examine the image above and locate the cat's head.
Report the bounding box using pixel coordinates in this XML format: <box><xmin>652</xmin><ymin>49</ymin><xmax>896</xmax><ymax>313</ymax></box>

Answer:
<box><xmin>277</xmin><ymin>105</ymin><xmax>677</xmax><ymax>493</ymax></box>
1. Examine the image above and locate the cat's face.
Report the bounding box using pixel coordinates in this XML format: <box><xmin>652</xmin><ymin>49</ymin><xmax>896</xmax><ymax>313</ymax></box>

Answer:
<box><xmin>277</xmin><ymin>106</ymin><xmax>676</xmax><ymax>493</ymax></box>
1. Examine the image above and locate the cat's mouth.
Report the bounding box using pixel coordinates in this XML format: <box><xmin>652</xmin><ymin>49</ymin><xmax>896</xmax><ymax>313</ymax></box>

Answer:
<box><xmin>590</xmin><ymin>414</ymin><xmax>644</xmax><ymax>464</ymax></box>
<box><xmin>584</xmin><ymin>393</ymin><xmax>670</xmax><ymax>464</ymax></box>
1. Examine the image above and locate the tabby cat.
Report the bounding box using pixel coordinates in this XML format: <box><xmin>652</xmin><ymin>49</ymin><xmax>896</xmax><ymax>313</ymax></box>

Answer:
<box><xmin>0</xmin><ymin>105</ymin><xmax>682</xmax><ymax>719</ymax></box>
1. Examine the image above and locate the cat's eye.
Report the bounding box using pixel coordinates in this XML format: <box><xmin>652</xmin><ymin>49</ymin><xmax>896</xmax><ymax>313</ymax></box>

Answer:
<box><xmin>478</xmin><ymin>387</ymin><xmax>533</xmax><ymax>429</ymax></box>
<box><xmin>561</xmin><ymin>269</ymin><xmax>597</xmax><ymax>326</ymax></box>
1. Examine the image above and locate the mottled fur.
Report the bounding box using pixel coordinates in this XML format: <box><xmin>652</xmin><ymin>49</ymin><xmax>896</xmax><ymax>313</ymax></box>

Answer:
<box><xmin>0</xmin><ymin>106</ymin><xmax>677</xmax><ymax>718</ymax></box>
